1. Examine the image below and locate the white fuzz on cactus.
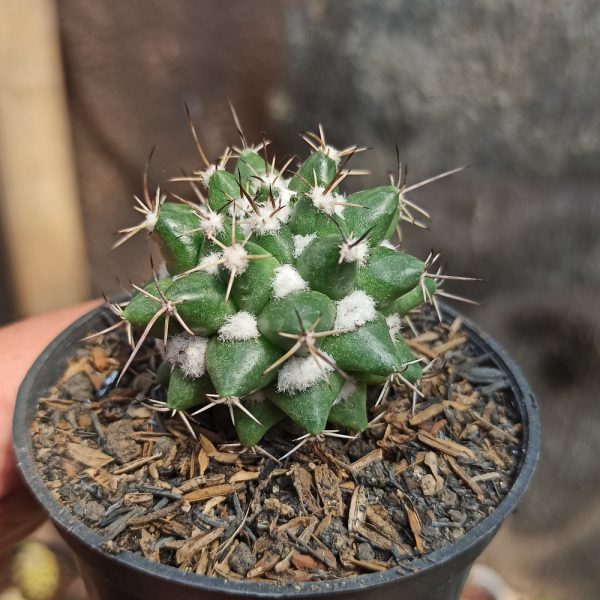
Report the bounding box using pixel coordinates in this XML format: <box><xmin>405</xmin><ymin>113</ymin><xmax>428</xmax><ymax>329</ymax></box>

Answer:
<box><xmin>218</xmin><ymin>312</ymin><xmax>260</xmax><ymax>341</ymax></box>
<box><xmin>339</xmin><ymin>237</ymin><xmax>369</xmax><ymax>265</ymax></box>
<box><xmin>322</xmin><ymin>144</ymin><xmax>343</xmax><ymax>165</ymax></box>
<box><xmin>334</xmin><ymin>380</ymin><xmax>357</xmax><ymax>406</ymax></box>
<box><xmin>197</xmin><ymin>251</ymin><xmax>222</xmax><ymax>276</ymax></box>
<box><xmin>308</xmin><ymin>186</ymin><xmax>345</xmax><ymax>217</ymax></box>
<box><xmin>166</xmin><ymin>334</ymin><xmax>209</xmax><ymax>378</ymax></box>
<box><xmin>271</xmin><ymin>265</ymin><xmax>308</xmax><ymax>299</ymax></box>
<box><xmin>245</xmin><ymin>205</ymin><xmax>283</xmax><ymax>235</ymax></box>
<box><xmin>273</xmin><ymin>178</ymin><xmax>296</xmax><ymax>207</ymax></box>
<box><xmin>199</xmin><ymin>164</ymin><xmax>218</xmax><ymax>186</ymax></box>
<box><xmin>222</xmin><ymin>244</ymin><xmax>249</xmax><ymax>273</ymax></box>
<box><xmin>293</xmin><ymin>233</ymin><xmax>317</xmax><ymax>258</ymax></box>
<box><xmin>379</xmin><ymin>239</ymin><xmax>397</xmax><ymax>250</ymax></box>
<box><xmin>199</xmin><ymin>211</ymin><xmax>225</xmax><ymax>237</ymax></box>
<box><xmin>334</xmin><ymin>290</ymin><xmax>376</xmax><ymax>330</ymax></box>
<box><xmin>277</xmin><ymin>352</ymin><xmax>335</xmax><ymax>394</ymax></box>
<box><xmin>385</xmin><ymin>313</ymin><xmax>402</xmax><ymax>341</ymax></box>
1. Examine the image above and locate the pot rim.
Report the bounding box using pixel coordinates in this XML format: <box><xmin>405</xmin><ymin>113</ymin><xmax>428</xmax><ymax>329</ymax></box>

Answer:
<box><xmin>13</xmin><ymin>303</ymin><xmax>539</xmax><ymax>597</ymax></box>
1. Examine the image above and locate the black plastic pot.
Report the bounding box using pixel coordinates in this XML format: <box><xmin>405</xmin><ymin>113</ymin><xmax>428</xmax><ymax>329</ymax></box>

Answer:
<box><xmin>13</xmin><ymin>304</ymin><xmax>539</xmax><ymax>600</ymax></box>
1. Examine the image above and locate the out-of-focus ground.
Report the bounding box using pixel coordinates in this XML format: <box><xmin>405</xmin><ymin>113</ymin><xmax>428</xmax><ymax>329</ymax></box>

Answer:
<box><xmin>0</xmin><ymin>1</ymin><xmax>598</xmax><ymax>598</ymax></box>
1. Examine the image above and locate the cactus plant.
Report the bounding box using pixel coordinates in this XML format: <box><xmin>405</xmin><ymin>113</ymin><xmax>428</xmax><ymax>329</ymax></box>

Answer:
<box><xmin>102</xmin><ymin>112</ymin><xmax>474</xmax><ymax>453</ymax></box>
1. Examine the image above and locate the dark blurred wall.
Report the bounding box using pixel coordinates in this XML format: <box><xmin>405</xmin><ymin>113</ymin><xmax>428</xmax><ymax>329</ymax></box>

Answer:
<box><xmin>56</xmin><ymin>0</ymin><xmax>286</xmax><ymax>297</ymax></box>
<box><xmin>1</xmin><ymin>1</ymin><xmax>598</xmax><ymax>596</ymax></box>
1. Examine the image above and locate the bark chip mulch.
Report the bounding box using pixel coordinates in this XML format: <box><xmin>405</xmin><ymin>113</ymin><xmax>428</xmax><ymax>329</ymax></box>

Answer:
<box><xmin>31</xmin><ymin>308</ymin><xmax>522</xmax><ymax>583</ymax></box>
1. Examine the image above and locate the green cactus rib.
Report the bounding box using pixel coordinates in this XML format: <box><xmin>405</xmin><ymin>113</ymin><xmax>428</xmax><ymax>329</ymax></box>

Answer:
<box><xmin>112</xmin><ymin>131</ymin><xmax>468</xmax><ymax>448</ymax></box>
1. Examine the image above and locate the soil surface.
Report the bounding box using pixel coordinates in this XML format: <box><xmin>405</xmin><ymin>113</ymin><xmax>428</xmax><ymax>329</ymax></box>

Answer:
<box><xmin>31</xmin><ymin>308</ymin><xmax>522</xmax><ymax>583</ymax></box>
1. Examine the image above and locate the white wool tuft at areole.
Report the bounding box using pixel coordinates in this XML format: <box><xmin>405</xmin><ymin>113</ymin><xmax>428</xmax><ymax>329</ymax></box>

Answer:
<box><xmin>277</xmin><ymin>352</ymin><xmax>335</xmax><ymax>393</ymax></box>
<box><xmin>165</xmin><ymin>334</ymin><xmax>209</xmax><ymax>378</ymax></box>
<box><xmin>334</xmin><ymin>290</ymin><xmax>376</xmax><ymax>330</ymax></box>
<box><xmin>218</xmin><ymin>312</ymin><xmax>260</xmax><ymax>341</ymax></box>
<box><xmin>271</xmin><ymin>265</ymin><xmax>308</xmax><ymax>299</ymax></box>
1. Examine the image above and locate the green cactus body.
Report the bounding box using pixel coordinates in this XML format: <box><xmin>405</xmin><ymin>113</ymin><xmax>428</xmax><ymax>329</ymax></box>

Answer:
<box><xmin>113</xmin><ymin>131</ymin><xmax>466</xmax><ymax>448</ymax></box>
<box><xmin>208</xmin><ymin>170</ymin><xmax>239</xmax><ymax>212</ymax></box>
<box><xmin>234</xmin><ymin>150</ymin><xmax>267</xmax><ymax>191</ymax></box>
<box><xmin>167</xmin><ymin>366</ymin><xmax>213</xmax><ymax>411</ymax></box>
<box><xmin>394</xmin><ymin>336</ymin><xmax>423</xmax><ymax>383</ymax></box>
<box><xmin>386</xmin><ymin>278</ymin><xmax>437</xmax><ymax>316</ymax></box>
<box><xmin>250</xmin><ymin>226</ymin><xmax>295</xmax><ymax>264</ymax></box>
<box><xmin>205</xmin><ymin>335</ymin><xmax>281</xmax><ymax>398</ymax></box>
<box><xmin>328</xmin><ymin>382</ymin><xmax>368</xmax><ymax>431</ymax></box>
<box><xmin>288</xmin><ymin>151</ymin><xmax>336</xmax><ymax>194</ymax></box>
<box><xmin>295</xmin><ymin>235</ymin><xmax>357</xmax><ymax>300</ymax></box>
<box><xmin>152</xmin><ymin>203</ymin><xmax>203</xmax><ymax>275</ymax></box>
<box><xmin>155</xmin><ymin>360</ymin><xmax>172</xmax><ymax>386</ymax></box>
<box><xmin>288</xmin><ymin>196</ymin><xmax>349</xmax><ymax>237</ymax></box>
<box><xmin>267</xmin><ymin>372</ymin><xmax>344</xmax><ymax>434</ymax></box>
<box><xmin>343</xmin><ymin>186</ymin><xmax>400</xmax><ymax>247</ymax></box>
<box><xmin>234</xmin><ymin>394</ymin><xmax>286</xmax><ymax>447</ymax></box>
<box><xmin>258</xmin><ymin>291</ymin><xmax>336</xmax><ymax>350</ymax></box>
<box><xmin>225</xmin><ymin>242</ymin><xmax>280</xmax><ymax>314</ymax></box>
<box><xmin>357</xmin><ymin>247</ymin><xmax>425</xmax><ymax>306</ymax></box>
<box><xmin>320</xmin><ymin>312</ymin><xmax>399</xmax><ymax>375</ymax></box>
<box><xmin>199</xmin><ymin>220</ymin><xmax>245</xmax><ymax>257</ymax></box>
<box><xmin>123</xmin><ymin>279</ymin><xmax>173</xmax><ymax>334</ymax></box>
<box><xmin>165</xmin><ymin>273</ymin><xmax>237</xmax><ymax>334</ymax></box>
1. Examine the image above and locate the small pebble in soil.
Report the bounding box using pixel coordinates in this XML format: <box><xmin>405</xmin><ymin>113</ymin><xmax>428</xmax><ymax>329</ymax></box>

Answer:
<box><xmin>229</xmin><ymin>542</ymin><xmax>256</xmax><ymax>576</ymax></box>
<box><xmin>356</xmin><ymin>542</ymin><xmax>375</xmax><ymax>561</ymax></box>
<box><xmin>58</xmin><ymin>372</ymin><xmax>93</xmax><ymax>400</ymax></box>
<box><xmin>104</xmin><ymin>421</ymin><xmax>141</xmax><ymax>463</ymax></box>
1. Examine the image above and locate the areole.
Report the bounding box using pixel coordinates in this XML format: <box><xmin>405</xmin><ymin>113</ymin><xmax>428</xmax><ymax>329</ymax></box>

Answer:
<box><xmin>13</xmin><ymin>303</ymin><xmax>540</xmax><ymax>600</ymax></box>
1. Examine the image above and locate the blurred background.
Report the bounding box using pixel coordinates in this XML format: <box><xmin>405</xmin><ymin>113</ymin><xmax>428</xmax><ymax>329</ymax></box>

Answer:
<box><xmin>1</xmin><ymin>1</ymin><xmax>598</xmax><ymax>598</ymax></box>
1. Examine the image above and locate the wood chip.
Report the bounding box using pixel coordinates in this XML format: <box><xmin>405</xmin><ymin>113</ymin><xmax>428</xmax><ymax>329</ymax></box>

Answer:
<box><xmin>127</xmin><ymin>502</ymin><xmax>181</xmax><ymax>527</ymax></box>
<box><xmin>446</xmin><ymin>456</ymin><xmax>485</xmax><ymax>501</ymax></box>
<box><xmin>139</xmin><ymin>528</ymin><xmax>160</xmax><ymax>562</ymax></box>
<box><xmin>211</xmin><ymin>451</ymin><xmax>242</xmax><ymax>465</ymax></box>
<box><xmin>396</xmin><ymin>490</ymin><xmax>425</xmax><ymax>554</ymax></box>
<box><xmin>199</xmin><ymin>434</ymin><xmax>217</xmax><ymax>455</ymax></box>
<box><xmin>202</xmin><ymin>496</ymin><xmax>227</xmax><ymax>513</ymax></box>
<box><xmin>91</xmin><ymin>345</ymin><xmax>110</xmax><ymax>371</ymax></box>
<box><xmin>198</xmin><ymin>448</ymin><xmax>209</xmax><ymax>476</ymax></box>
<box><xmin>67</xmin><ymin>442</ymin><xmax>113</xmax><ymax>468</ymax></box>
<box><xmin>247</xmin><ymin>549</ymin><xmax>281</xmax><ymax>578</ymax></box>
<box><xmin>112</xmin><ymin>453</ymin><xmax>162</xmax><ymax>475</ymax></box>
<box><xmin>405</xmin><ymin>339</ymin><xmax>437</xmax><ymax>360</ymax></box>
<box><xmin>179</xmin><ymin>474</ymin><xmax>226</xmax><ymax>494</ymax></box>
<box><xmin>229</xmin><ymin>470</ymin><xmax>260</xmax><ymax>484</ymax></box>
<box><xmin>424</xmin><ymin>451</ymin><xmax>444</xmax><ymax>493</ymax></box>
<box><xmin>349</xmin><ymin>448</ymin><xmax>383</xmax><ymax>471</ymax></box>
<box><xmin>469</xmin><ymin>410</ymin><xmax>519</xmax><ymax>444</ymax></box>
<box><xmin>354</xmin><ymin>522</ymin><xmax>394</xmax><ymax>551</ymax></box>
<box><xmin>344</xmin><ymin>553</ymin><xmax>388</xmax><ymax>572</ymax></box>
<box><xmin>314</xmin><ymin>464</ymin><xmax>343</xmax><ymax>517</ymax></box>
<box><xmin>122</xmin><ymin>492</ymin><xmax>154</xmax><ymax>505</ymax></box>
<box><xmin>481</xmin><ymin>439</ymin><xmax>508</xmax><ymax>468</ymax></box>
<box><xmin>84</xmin><ymin>467</ymin><xmax>118</xmax><ymax>492</ymax></box>
<box><xmin>290</xmin><ymin>465</ymin><xmax>320</xmax><ymax>514</ymax></box>
<box><xmin>432</xmin><ymin>335</ymin><xmax>467</xmax><ymax>356</ymax></box>
<box><xmin>409</xmin><ymin>403</ymin><xmax>445</xmax><ymax>426</ymax></box>
<box><xmin>417</xmin><ymin>430</ymin><xmax>475</xmax><ymax>460</ymax></box>
<box><xmin>176</xmin><ymin>527</ymin><xmax>224</xmax><ymax>567</ymax></box>
<box><xmin>183</xmin><ymin>483</ymin><xmax>243</xmax><ymax>503</ymax></box>
<box><xmin>348</xmin><ymin>485</ymin><xmax>368</xmax><ymax>534</ymax></box>
<box><xmin>366</xmin><ymin>506</ymin><xmax>402</xmax><ymax>544</ymax></box>
<box><xmin>471</xmin><ymin>471</ymin><xmax>501</xmax><ymax>483</ymax></box>
<box><xmin>291</xmin><ymin>553</ymin><xmax>323</xmax><ymax>570</ymax></box>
